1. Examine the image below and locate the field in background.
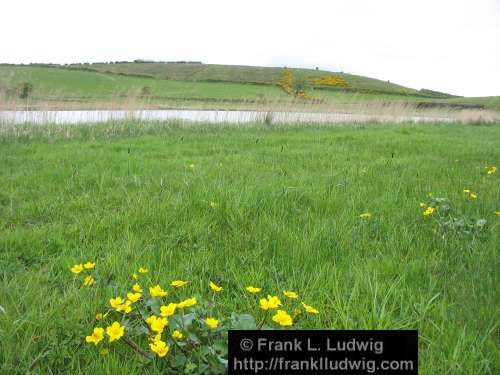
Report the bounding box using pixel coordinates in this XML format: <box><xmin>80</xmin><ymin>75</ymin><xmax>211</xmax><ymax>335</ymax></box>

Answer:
<box><xmin>0</xmin><ymin>121</ymin><xmax>499</xmax><ymax>373</ymax></box>
<box><xmin>65</xmin><ymin>62</ymin><xmax>419</xmax><ymax>95</ymax></box>
<box><xmin>1</xmin><ymin>64</ymin><xmax>499</xmax><ymax>114</ymax></box>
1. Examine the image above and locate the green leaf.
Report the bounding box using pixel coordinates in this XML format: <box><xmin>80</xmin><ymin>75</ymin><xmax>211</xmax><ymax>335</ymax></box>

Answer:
<box><xmin>230</xmin><ymin>313</ymin><xmax>257</xmax><ymax>330</ymax></box>
<box><xmin>144</xmin><ymin>298</ymin><xmax>161</xmax><ymax>315</ymax></box>
<box><xmin>170</xmin><ymin>313</ymin><xmax>196</xmax><ymax>330</ymax></box>
<box><xmin>170</xmin><ymin>352</ymin><xmax>187</xmax><ymax>369</ymax></box>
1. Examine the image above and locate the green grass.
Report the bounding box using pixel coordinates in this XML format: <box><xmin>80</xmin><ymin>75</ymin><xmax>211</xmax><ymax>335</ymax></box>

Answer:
<box><xmin>0</xmin><ymin>121</ymin><xmax>499</xmax><ymax>373</ymax></box>
<box><xmin>0</xmin><ymin>66</ymin><xmax>285</xmax><ymax>101</ymax></box>
<box><xmin>2</xmin><ymin>65</ymin><xmax>499</xmax><ymax>112</ymax></box>
<box><xmin>67</xmin><ymin>62</ymin><xmax>420</xmax><ymax>95</ymax></box>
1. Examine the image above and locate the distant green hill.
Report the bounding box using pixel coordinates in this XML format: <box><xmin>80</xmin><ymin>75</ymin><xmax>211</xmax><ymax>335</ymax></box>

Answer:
<box><xmin>66</xmin><ymin>62</ymin><xmax>423</xmax><ymax>96</ymax></box>
<box><xmin>0</xmin><ymin>63</ymin><xmax>498</xmax><ymax>111</ymax></box>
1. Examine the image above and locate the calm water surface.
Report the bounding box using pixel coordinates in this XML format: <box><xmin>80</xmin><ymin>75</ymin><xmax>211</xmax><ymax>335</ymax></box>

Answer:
<box><xmin>0</xmin><ymin>109</ymin><xmax>454</xmax><ymax>124</ymax></box>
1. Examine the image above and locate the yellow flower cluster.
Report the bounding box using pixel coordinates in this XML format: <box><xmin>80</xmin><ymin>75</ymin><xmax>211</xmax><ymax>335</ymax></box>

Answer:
<box><xmin>209</xmin><ymin>281</ymin><xmax>223</xmax><ymax>292</ymax></box>
<box><xmin>259</xmin><ymin>295</ymin><xmax>282</xmax><ymax>310</ymax></box>
<box><xmin>150</xmin><ymin>336</ymin><xmax>169</xmax><ymax>357</ymax></box>
<box><xmin>272</xmin><ymin>310</ymin><xmax>293</xmax><ymax>326</ymax></box>
<box><xmin>423</xmin><ymin>206</ymin><xmax>435</xmax><ymax>217</ymax></box>
<box><xmin>463</xmin><ymin>189</ymin><xmax>478</xmax><ymax>199</ymax></box>
<box><xmin>486</xmin><ymin>166</ymin><xmax>497</xmax><ymax>175</ymax></box>
<box><xmin>359</xmin><ymin>212</ymin><xmax>372</xmax><ymax>220</ymax></box>
<box><xmin>205</xmin><ymin>317</ymin><xmax>219</xmax><ymax>329</ymax></box>
<box><xmin>277</xmin><ymin>68</ymin><xmax>294</xmax><ymax>95</ymax></box>
<box><xmin>149</xmin><ymin>285</ymin><xmax>168</xmax><ymax>297</ymax></box>
<box><xmin>312</xmin><ymin>75</ymin><xmax>348</xmax><ymax>88</ymax></box>
<box><xmin>85</xmin><ymin>321</ymin><xmax>124</xmax><ymax>345</ymax></box>
<box><xmin>253</xmin><ymin>290</ymin><xmax>319</xmax><ymax>327</ymax></box>
<box><xmin>70</xmin><ymin>261</ymin><xmax>96</xmax><ymax>287</ymax></box>
<box><xmin>171</xmin><ymin>280</ymin><xmax>188</xmax><ymax>288</ymax></box>
<box><xmin>81</xmin><ymin>266</ymin><xmax>320</xmax><ymax>360</ymax></box>
<box><xmin>146</xmin><ymin>316</ymin><xmax>168</xmax><ymax>333</ymax></box>
<box><xmin>110</xmin><ymin>297</ymin><xmax>134</xmax><ymax>313</ymax></box>
<box><xmin>283</xmin><ymin>290</ymin><xmax>298</xmax><ymax>299</ymax></box>
<box><xmin>246</xmin><ymin>286</ymin><xmax>261</xmax><ymax>293</ymax></box>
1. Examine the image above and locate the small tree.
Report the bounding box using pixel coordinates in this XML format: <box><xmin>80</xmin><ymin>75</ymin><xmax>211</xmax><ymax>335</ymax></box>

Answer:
<box><xmin>140</xmin><ymin>86</ymin><xmax>152</xmax><ymax>97</ymax></box>
<box><xmin>292</xmin><ymin>77</ymin><xmax>310</xmax><ymax>97</ymax></box>
<box><xmin>19</xmin><ymin>82</ymin><xmax>33</xmax><ymax>99</ymax></box>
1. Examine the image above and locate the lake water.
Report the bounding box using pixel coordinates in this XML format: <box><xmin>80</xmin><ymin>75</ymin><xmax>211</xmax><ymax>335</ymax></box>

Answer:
<box><xmin>0</xmin><ymin>109</ymin><xmax>454</xmax><ymax>125</ymax></box>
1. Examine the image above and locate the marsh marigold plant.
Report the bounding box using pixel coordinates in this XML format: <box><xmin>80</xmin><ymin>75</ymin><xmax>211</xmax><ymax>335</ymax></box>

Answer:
<box><xmin>72</xmin><ymin>264</ymin><xmax>319</xmax><ymax>374</ymax></box>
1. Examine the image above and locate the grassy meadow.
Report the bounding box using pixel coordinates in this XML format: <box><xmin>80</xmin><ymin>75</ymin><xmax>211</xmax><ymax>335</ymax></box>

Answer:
<box><xmin>0</xmin><ymin>121</ymin><xmax>499</xmax><ymax>373</ymax></box>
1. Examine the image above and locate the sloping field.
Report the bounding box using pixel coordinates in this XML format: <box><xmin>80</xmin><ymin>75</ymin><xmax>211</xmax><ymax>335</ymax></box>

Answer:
<box><xmin>67</xmin><ymin>62</ymin><xmax>421</xmax><ymax>95</ymax></box>
<box><xmin>1</xmin><ymin>64</ymin><xmax>498</xmax><ymax>112</ymax></box>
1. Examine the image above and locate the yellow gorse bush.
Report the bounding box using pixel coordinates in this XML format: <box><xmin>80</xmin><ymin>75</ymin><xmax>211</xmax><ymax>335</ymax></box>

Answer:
<box><xmin>311</xmin><ymin>75</ymin><xmax>348</xmax><ymax>88</ymax></box>
<box><xmin>276</xmin><ymin>68</ymin><xmax>294</xmax><ymax>95</ymax></box>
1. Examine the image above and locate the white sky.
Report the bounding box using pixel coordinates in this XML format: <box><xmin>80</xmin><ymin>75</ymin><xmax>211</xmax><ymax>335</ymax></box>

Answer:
<box><xmin>1</xmin><ymin>0</ymin><xmax>499</xmax><ymax>97</ymax></box>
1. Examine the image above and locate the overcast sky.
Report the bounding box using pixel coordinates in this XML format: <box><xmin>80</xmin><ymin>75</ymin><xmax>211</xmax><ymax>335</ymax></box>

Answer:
<box><xmin>2</xmin><ymin>0</ymin><xmax>499</xmax><ymax>97</ymax></box>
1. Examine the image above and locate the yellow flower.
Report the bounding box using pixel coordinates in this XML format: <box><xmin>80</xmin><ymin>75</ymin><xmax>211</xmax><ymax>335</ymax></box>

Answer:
<box><xmin>470</xmin><ymin>193</ymin><xmax>477</xmax><ymax>199</ymax></box>
<box><xmin>423</xmin><ymin>207</ymin><xmax>435</xmax><ymax>217</ymax></box>
<box><xmin>106</xmin><ymin>322</ymin><xmax>125</xmax><ymax>343</ymax></box>
<box><xmin>132</xmin><ymin>273</ymin><xmax>139</xmax><ymax>280</ymax></box>
<box><xmin>160</xmin><ymin>303</ymin><xmax>177</xmax><ymax>317</ymax></box>
<box><xmin>272</xmin><ymin>310</ymin><xmax>293</xmax><ymax>327</ymax></box>
<box><xmin>71</xmin><ymin>264</ymin><xmax>84</xmax><ymax>274</ymax></box>
<box><xmin>150</xmin><ymin>333</ymin><xmax>162</xmax><ymax>342</ymax></box>
<box><xmin>95</xmin><ymin>313</ymin><xmax>104</xmax><ymax>321</ymax></box>
<box><xmin>99</xmin><ymin>348</ymin><xmax>109</xmax><ymax>356</ymax></box>
<box><xmin>150</xmin><ymin>339</ymin><xmax>169</xmax><ymax>357</ymax></box>
<box><xmin>209</xmin><ymin>201</ymin><xmax>217</xmax><ymax>208</ymax></box>
<box><xmin>127</xmin><ymin>292</ymin><xmax>142</xmax><ymax>303</ymax></box>
<box><xmin>172</xmin><ymin>330</ymin><xmax>184</xmax><ymax>340</ymax></box>
<box><xmin>246</xmin><ymin>286</ymin><xmax>262</xmax><ymax>294</ymax></box>
<box><xmin>149</xmin><ymin>285</ymin><xmax>168</xmax><ymax>298</ymax></box>
<box><xmin>463</xmin><ymin>189</ymin><xmax>471</xmax><ymax>193</ymax></box>
<box><xmin>110</xmin><ymin>297</ymin><xmax>132</xmax><ymax>313</ymax></box>
<box><xmin>486</xmin><ymin>166</ymin><xmax>497</xmax><ymax>175</ymax></box>
<box><xmin>209</xmin><ymin>281</ymin><xmax>223</xmax><ymax>292</ymax></box>
<box><xmin>177</xmin><ymin>297</ymin><xmax>197</xmax><ymax>308</ymax></box>
<box><xmin>302</xmin><ymin>302</ymin><xmax>319</xmax><ymax>314</ymax></box>
<box><xmin>116</xmin><ymin>300</ymin><xmax>133</xmax><ymax>314</ymax></box>
<box><xmin>171</xmin><ymin>280</ymin><xmax>189</xmax><ymax>288</ymax></box>
<box><xmin>283</xmin><ymin>290</ymin><xmax>298</xmax><ymax>299</ymax></box>
<box><xmin>205</xmin><ymin>317</ymin><xmax>219</xmax><ymax>329</ymax></box>
<box><xmin>259</xmin><ymin>295</ymin><xmax>282</xmax><ymax>310</ymax></box>
<box><xmin>427</xmin><ymin>192</ymin><xmax>433</xmax><ymax>198</ymax></box>
<box><xmin>132</xmin><ymin>283</ymin><xmax>143</xmax><ymax>293</ymax></box>
<box><xmin>110</xmin><ymin>297</ymin><xmax>124</xmax><ymax>309</ymax></box>
<box><xmin>359</xmin><ymin>213</ymin><xmax>371</xmax><ymax>219</ymax></box>
<box><xmin>138</xmin><ymin>267</ymin><xmax>148</xmax><ymax>274</ymax></box>
<box><xmin>147</xmin><ymin>316</ymin><xmax>168</xmax><ymax>334</ymax></box>
<box><xmin>419</xmin><ymin>202</ymin><xmax>427</xmax><ymax>208</ymax></box>
<box><xmin>495</xmin><ymin>211</ymin><xmax>500</xmax><ymax>216</ymax></box>
<box><xmin>85</xmin><ymin>327</ymin><xmax>105</xmax><ymax>345</ymax></box>
<box><xmin>83</xmin><ymin>261</ymin><xmax>96</xmax><ymax>270</ymax></box>
<box><xmin>83</xmin><ymin>275</ymin><xmax>94</xmax><ymax>287</ymax></box>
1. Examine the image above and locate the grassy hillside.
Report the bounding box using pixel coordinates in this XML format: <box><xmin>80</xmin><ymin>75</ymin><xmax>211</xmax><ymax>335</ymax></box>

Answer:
<box><xmin>66</xmin><ymin>62</ymin><xmax>421</xmax><ymax>95</ymax></box>
<box><xmin>0</xmin><ymin>66</ymin><xmax>285</xmax><ymax>101</ymax></box>
<box><xmin>1</xmin><ymin>64</ymin><xmax>499</xmax><ymax>112</ymax></box>
<box><xmin>1</xmin><ymin>121</ymin><xmax>499</xmax><ymax>373</ymax></box>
